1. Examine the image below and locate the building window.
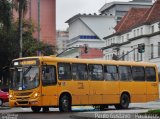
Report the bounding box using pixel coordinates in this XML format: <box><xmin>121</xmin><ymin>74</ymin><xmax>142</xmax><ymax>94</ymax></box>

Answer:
<box><xmin>137</xmin><ymin>52</ymin><xmax>139</xmax><ymax>61</ymax></box>
<box><xmin>134</xmin><ymin>30</ymin><xmax>136</xmax><ymax>37</ymax></box>
<box><xmin>141</xmin><ymin>28</ymin><xmax>143</xmax><ymax>35</ymax></box>
<box><xmin>121</xmin><ymin>36</ymin><xmax>124</xmax><ymax>43</ymax></box>
<box><xmin>111</xmin><ymin>38</ymin><xmax>113</xmax><ymax>44</ymax></box>
<box><xmin>137</xmin><ymin>29</ymin><xmax>139</xmax><ymax>36</ymax></box>
<box><xmin>151</xmin><ymin>25</ymin><xmax>154</xmax><ymax>33</ymax></box>
<box><xmin>126</xmin><ymin>51</ymin><xmax>129</xmax><ymax>61</ymax></box>
<box><xmin>127</xmin><ymin>34</ymin><xmax>129</xmax><ymax>40</ymax></box>
<box><xmin>140</xmin><ymin>53</ymin><xmax>143</xmax><ymax>61</ymax></box>
<box><xmin>133</xmin><ymin>48</ymin><xmax>136</xmax><ymax>61</ymax></box>
<box><xmin>151</xmin><ymin>44</ymin><xmax>154</xmax><ymax>59</ymax></box>
<box><xmin>113</xmin><ymin>38</ymin><xmax>115</xmax><ymax>43</ymax></box>
<box><xmin>79</xmin><ymin>35</ymin><xmax>98</xmax><ymax>39</ymax></box>
<box><xmin>158</xmin><ymin>42</ymin><xmax>160</xmax><ymax>57</ymax></box>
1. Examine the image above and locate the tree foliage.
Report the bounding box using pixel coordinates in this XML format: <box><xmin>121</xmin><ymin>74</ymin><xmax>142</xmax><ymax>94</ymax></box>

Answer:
<box><xmin>0</xmin><ymin>0</ymin><xmax>12</xmax><ymax>30</ymax></box>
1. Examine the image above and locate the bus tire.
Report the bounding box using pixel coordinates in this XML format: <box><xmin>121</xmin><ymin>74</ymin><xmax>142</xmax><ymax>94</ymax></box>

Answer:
<box><xmin>59</xmin><ymin>95</ymin><xmax>71</xmax><ymax>112</ymax></box>
<box><xmin>115</xmin><ymin>93</ymin><xmax>130</xmax><ymax>109</ymax></box>
<box><xmin>31</xmin><ymin>106</ymin><xmax>41</xmax><ymax>113</ymax></box>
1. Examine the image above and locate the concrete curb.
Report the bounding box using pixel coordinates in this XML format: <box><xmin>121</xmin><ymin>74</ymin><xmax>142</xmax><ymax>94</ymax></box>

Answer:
<box><xmin>0</xmin><ymin>107</ymin><xmax>11</xmax><ymax>110</ymax></box>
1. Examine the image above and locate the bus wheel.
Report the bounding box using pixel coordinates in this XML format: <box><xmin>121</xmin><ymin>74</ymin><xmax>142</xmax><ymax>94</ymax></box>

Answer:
<box><xmin>59</xmin><ymin>95</ymin><xmax>71</xmax><ymax>112</ymax></box>
<box><xmin>0</xmin><ymin>99</ymin><xmax>3</xmax><ymax>106</ymax></box>
<box><xmin>31</xmin><ymin>106</ymin><xmax>41</xmax><ymax>113</ymax></box>
<box><xmin>115</xmin><ymin>94</ymin><xmax>130</xmax><ymax>109</ymax></box>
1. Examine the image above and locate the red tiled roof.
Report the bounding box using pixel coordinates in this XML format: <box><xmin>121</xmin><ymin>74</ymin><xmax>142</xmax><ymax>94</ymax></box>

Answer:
<box><xmin>115</xmin><ymin>8</ymin><xmax>148</xmax><ymax>33</ymax></box>
<box><xmin>115</xmin><ymin>0</ymin><xmax>160</xmax><ymax>33</ymax></box>
<box><xmin>140</xmin><ymin>0</ymin><xmax>160</xmax><ymax>24</ymax></box>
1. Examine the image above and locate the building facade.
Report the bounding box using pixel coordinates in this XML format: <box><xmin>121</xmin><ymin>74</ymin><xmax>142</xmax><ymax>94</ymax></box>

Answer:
<box><xmin>56</xmin><ymin>30</ymin><xmax>69</xmax><ymax>54</ymax></box>
<box><xmin>102</xmin><ymin>0</ymin><xmax>160</xmax><ymax>67</ymax></box>
<box><xmin>63</xmin><ymin>14</ymin><xmax>116</xmax><ymax>59</ymax></box>
<box><xmin>13</xmin><ymin>0</ymin><xmax>56</xmax><ymax>45</ymax></box>
<box><xmin>63</xmin><ymin>0</ymin><xmax>153</xmax><ymax>59</ymax></box>
<box><xmin>99</xmin><ymin>0</ymin><xmax>152</xmax><ymax>23</ymax></box>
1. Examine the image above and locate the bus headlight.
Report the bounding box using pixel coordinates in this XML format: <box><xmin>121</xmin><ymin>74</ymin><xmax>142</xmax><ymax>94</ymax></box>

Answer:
<box><xmin>9</xmin><ymin>94</ymin><xmax>12</xmax><ymax>98</ymax></box>
<box><xmin>34</xmin><ymin>93</ymin><xmax>39</xmax><ymax>98</ymax></box>
<box><xmin>9</xmin><ymin>94</ymin><xmax>13</xmax><ymax>99</ymax></box>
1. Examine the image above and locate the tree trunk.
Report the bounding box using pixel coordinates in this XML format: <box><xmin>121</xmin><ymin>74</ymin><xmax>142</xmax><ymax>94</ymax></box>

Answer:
<box><xmin>19</xmin><ymin>1</ymin><xmax>25</xmax><ymax>58</ymax></box>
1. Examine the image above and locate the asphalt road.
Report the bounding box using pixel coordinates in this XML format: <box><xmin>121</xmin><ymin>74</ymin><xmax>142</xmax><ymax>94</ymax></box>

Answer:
<box><xmin>0</xmin><ymin>102</ymin><xmax>160</xmax><ymax>119</ymax></box>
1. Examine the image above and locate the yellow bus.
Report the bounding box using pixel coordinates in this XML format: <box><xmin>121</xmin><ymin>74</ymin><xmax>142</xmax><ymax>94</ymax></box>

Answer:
<box><xmin>9</xmin><ymin>56</ymin><xmax>159</xmax><ymax>112</ymax></box>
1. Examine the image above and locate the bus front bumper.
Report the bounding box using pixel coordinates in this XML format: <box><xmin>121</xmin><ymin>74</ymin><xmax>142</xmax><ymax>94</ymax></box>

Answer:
<box><xmin>9</xmin><ymin>98</ymin><xmax>41</xmax><ymax>107</ymax></box>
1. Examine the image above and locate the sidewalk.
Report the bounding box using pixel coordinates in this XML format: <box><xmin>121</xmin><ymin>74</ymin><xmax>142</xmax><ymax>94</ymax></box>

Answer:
<box><xmin>0</xmin><ymin>102</ymin><xmax>10</xmax><ymax>110</ymax></box>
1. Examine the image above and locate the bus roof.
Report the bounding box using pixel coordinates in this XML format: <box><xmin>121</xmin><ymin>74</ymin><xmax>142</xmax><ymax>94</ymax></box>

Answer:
<box><xmin>13</xmin><ymin>56</ymin><xmax>157</xmax><ymax>67</ymax></box>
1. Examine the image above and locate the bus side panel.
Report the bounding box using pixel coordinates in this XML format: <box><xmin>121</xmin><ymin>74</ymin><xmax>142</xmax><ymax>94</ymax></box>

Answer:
<box><xmin>72</xmin><ymin>81</ymin><xmax>89</xmax><ymax>105</ymax></box>
<box><xmin>57</xmin><ymin>80</ymin><xmax>89</xmax><ymax>105</ymax></box>
<box><xmin>120</xmin><ymin>82</ymin><xmax>146</xmax><ymax>103</ymax></box>
<box><xmin>146</xmin><ymin>82</ymin><xmax>159</xmax><ymax>101</ymax></box>
<box><xmin>89</xmin><ymin>81</ymin><xmax>103</xmax><ymax>105</ymax></box>
<box><xmin>103</xmin><ymin>81</ymin><xmax>120</xmax><ymax>104</ymax></box>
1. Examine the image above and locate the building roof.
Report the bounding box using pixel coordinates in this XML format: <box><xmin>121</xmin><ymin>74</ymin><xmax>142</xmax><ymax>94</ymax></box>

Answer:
<box><xmin>140</xmin><ymin>0</ymin><xmax>160</xmax><ymax>24</ymax></box>
<box><xmin>115</xmin><ymin>0</ymin><xmax>160</xmax><ymax>34</ymax></box>
<box><xmin>66</xmin><ymin>14</ymin><xmax>116</xmax><ymax>40</ymax></box>
<box><xmin>99</xmin><ymin>0</ymin><xmax>152</xmax><ymax>13</ymax></box>
<box><xmin>115</xmin><ymin>8</ymin><xmax>149</xmax><ymax>33</ymax></box>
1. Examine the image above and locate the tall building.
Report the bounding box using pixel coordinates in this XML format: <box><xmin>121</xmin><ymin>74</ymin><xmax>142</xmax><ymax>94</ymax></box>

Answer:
<box><xmin>13</xmin><ymin>0</ymin><xmax>56</xmax><ymax>45</ymax></box>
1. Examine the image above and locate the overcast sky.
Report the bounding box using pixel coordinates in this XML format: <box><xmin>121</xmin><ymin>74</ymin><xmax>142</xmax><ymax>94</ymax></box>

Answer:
<box><xmin>56</xmin><ymin>0</ymin><xmax>131</xmax><ymax>30</ymax></box>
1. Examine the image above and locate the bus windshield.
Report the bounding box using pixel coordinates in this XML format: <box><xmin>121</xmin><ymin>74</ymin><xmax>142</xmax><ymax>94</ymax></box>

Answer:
<box><xmin>10</xmin><ymin>66</ymin><xmax>39</xmax><ymax>90</ymax></box>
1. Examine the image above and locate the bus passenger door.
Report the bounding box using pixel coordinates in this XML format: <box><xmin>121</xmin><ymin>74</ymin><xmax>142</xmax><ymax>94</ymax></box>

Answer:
<box><xmin>88</xmin><ymin>64</ymin><xmax>104</xmax><ymax>105</ymax></box>
<box><xmin>41</xmin><ymin>65</ymin><xmax>58</xmax><ymax>106</ymax></box>
<box><xmin>103</xmin><ymin>65</ymin><xmax>120</xmax><ymax>104</ymax></box>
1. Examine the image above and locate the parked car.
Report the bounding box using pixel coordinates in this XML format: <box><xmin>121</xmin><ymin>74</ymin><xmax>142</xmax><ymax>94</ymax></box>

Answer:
<box><xmin>0</xmin><ymin>90</ymin><xmax>9</xmax><ymax>106</ymax></box>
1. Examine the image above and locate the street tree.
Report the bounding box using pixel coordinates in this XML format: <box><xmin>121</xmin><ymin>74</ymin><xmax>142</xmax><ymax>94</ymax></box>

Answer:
<box><xmin>12</xmin><ymin>0</ymin><xmax>28</xmax><ymax>57</ymax></box>
<box><xmin>0</xmin><ymin>0</ymin><xmax>12</xmax><ymax>30</ymax></box>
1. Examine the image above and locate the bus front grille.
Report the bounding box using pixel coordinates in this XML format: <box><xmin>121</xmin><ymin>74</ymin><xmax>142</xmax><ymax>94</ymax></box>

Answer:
<box><xmin>17</xmin><ymin>101</ymin><xmax>29</xmax><ymax>105</ymax></box>
<box><xmin>15</xmin><ymin>92</ymin><xmax>32</xmax><ymax>96</ymax></box>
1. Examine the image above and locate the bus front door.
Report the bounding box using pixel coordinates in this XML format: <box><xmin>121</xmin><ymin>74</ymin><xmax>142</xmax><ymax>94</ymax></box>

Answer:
<box><xmin>41</xmin><ymin>65</ymin><xmax>58</xmax><ymax>106</ymax></box>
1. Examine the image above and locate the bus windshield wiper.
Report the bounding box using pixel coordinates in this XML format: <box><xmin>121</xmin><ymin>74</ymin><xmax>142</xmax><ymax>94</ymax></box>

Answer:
<box><xmin>23</xmin><ymin>66</ymin><xmax>32</xmax><ymax>76</ymax></box>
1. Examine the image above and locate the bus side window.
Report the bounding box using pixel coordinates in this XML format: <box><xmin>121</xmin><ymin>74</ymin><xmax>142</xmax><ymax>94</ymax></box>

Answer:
<box><xmin>104</xmin><ymin>65</ymin><xmax>118</xmax><ymax>81</ymax></box>
<box><xmin>119</xmin><ymin>66</ymin><xmax>132</xmax><ymax>81</ymax></box>
<box><xmin>145</xmin><ymin>67</ymin><xmax>156</xmax><ymax>82</ymax></box>
<box><xmin>58</xmin><ymin>63</ymin><xmax>71</xmax><ymax>80</ymax></box>
<box><xmin>88</xmin><ymin>64</ymin><xmax>103</xmax><ymax>80</ymax></box>
<box><xmin>72</xmin><ymin>64</ymin><xmax>88</xmax><ymax>80</ymax></box>
<box><xmin>132</xmin><ymin>66</ymin><xmax>145</xmax><ymax>81</ymax></box>
<box><xmin>42</xmin><ymin>66</ymin><xmax>57</xmax><ymax>86</ymax></box>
